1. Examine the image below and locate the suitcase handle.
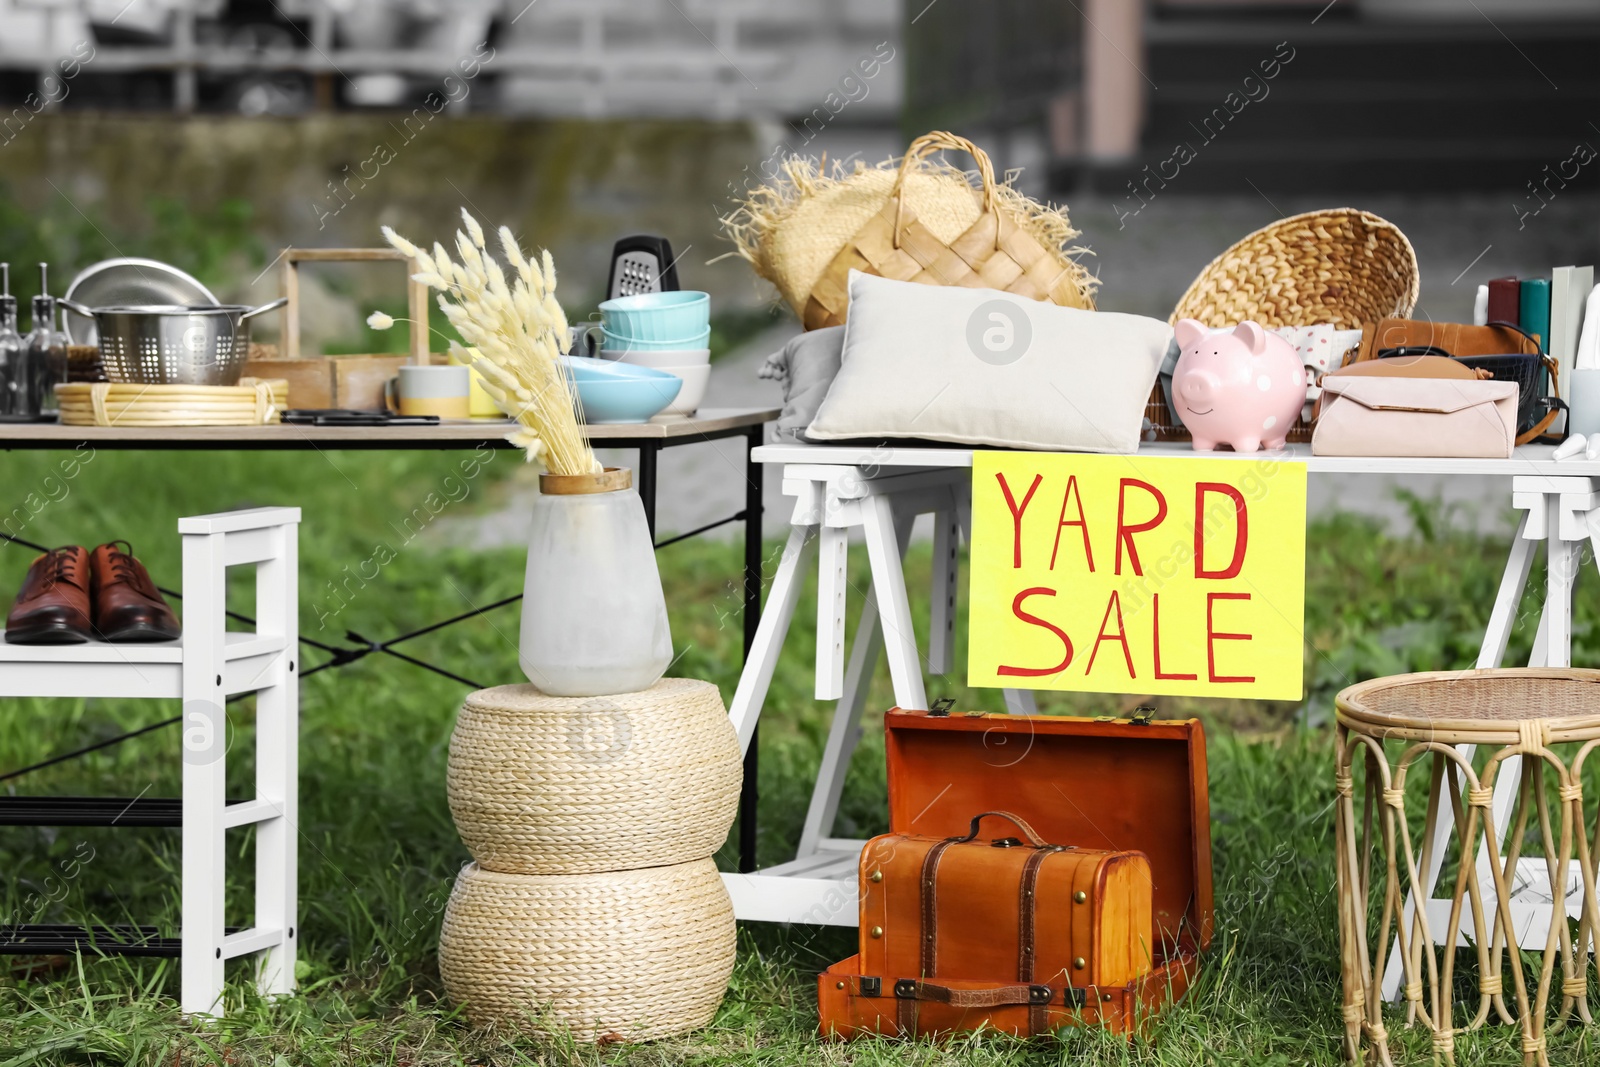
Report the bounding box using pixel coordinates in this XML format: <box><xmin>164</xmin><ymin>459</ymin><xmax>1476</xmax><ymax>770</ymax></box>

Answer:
<box><xmin>951</xmin><ymin>811</ymin><xmax>1051</xmax><ymax>848</ymax></box>
<box><xmin>892</xmin><ymin>979</ymin><xmax>1055</xmax><ymax>1008</ymax></box>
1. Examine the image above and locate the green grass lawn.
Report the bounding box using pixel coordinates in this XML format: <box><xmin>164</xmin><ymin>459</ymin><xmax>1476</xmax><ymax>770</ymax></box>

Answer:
<box><xmin>0</xmin><ymin>449</ymin><xmax>1585</xmax><ymax>1064</ymax></box>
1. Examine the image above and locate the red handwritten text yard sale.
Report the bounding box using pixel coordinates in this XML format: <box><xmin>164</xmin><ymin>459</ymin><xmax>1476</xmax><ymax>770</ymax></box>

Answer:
<box><xmin>966</xmin><ymin>453</ymin><xmax>1307</xmax><ymax>700</ymax></box>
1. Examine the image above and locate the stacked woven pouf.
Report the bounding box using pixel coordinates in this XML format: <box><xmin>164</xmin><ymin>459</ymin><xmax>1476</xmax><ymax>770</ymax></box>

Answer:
<box><xmin>438</xmin><ymin>678</ymin><xmax>742</xmax><ymax>1040</ymax></box>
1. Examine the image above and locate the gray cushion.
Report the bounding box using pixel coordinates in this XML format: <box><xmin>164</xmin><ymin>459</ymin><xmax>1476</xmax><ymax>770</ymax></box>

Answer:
<box><xmin>759</xmin><ymin>325</ymin><xmax>845</xmax><ymax>443</ymax></box>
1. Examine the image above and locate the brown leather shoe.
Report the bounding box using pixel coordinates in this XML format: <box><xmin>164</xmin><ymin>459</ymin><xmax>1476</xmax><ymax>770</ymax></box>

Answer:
<box><xmin>89</xmin><ymin>541</ymin><xmax>180</xmax><ymax>643</ymax></box>
<box><xmin>6</xmin><ymin>546</ymin><xmax>93</xmax><ymax>644</ymax></box>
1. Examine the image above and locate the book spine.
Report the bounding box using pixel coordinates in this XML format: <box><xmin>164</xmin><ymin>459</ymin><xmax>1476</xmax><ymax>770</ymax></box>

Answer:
<box><xmin>1487</xmin><ymin>276</ymin><xmax>1521</xmax><ymax>325</ymax></box>
<box><xmin>1521</xmin><ymin>277</ymin><xmax>1551</xmax><ymax>353</ymax></box>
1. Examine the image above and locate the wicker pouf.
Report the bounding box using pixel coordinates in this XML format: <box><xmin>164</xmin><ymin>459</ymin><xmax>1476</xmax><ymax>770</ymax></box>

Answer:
<box><xmin>1335</xmin><ymin>669</ymin><xmax>1600</xmax><ymax>1067</ymax></box>
<box><xmin>437</xmin><ymin>858</ymin><xmax>736</xmax><ymax>1038</ymax></box>
<box><xmin>447</xmin><ymin>678</ymin><xmax>741</xmax><ymax>874</ymax></box>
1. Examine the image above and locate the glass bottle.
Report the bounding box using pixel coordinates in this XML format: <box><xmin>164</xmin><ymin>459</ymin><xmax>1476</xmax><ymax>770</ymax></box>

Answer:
<box><xmin>0</xmin><ymin>264</ymin><xmax>21</xmax><ymax>417</ymax></box>
<box><xmin>20</xmin><ymin>263</ymin><xmax>66</xmax><ymax>419</ymax></box>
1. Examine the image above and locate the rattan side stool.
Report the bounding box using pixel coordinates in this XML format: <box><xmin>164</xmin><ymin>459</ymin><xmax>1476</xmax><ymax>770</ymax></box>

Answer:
<box><xmin>1336</xmin><ymin>668</ymin><xmax>1600</xmax><ymax>1066</ymax></box>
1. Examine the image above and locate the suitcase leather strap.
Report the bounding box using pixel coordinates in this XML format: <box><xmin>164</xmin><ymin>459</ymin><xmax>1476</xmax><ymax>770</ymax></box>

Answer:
<box><xmin>898</xmin><ymin>816</ymin><xmax>1066</xmax><ymax>1035</ymax></box>
<box><xmin>1019</xmin><ymin>844</ymin><xmax>1065</xmax><ymax>1033</ymax></box>
<box><xmin>918</xmin><ymin>838</ymin><xmax>957</xmax><ymax>975</ymax></box>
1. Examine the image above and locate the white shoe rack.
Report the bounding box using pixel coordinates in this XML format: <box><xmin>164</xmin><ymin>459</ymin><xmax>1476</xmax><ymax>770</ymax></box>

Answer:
<box><xmin>0</xmin><ymin>507</ymin><xmax>300</xmax><ymax>1017</ymax></box>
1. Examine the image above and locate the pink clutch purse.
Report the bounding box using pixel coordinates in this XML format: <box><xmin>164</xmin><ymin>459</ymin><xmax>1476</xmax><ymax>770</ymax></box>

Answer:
<box><xmin>1311</xmin><ymin>376</ymin><xmax>1518</xmax><ymax>459</ymax></box>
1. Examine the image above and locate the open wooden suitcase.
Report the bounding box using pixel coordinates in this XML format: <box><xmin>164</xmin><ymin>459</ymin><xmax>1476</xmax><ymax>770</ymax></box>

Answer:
<box><xmin>818</xmin><ymin>707</ymin><xmax>1213</xmax><ymax>1038</ymax></box>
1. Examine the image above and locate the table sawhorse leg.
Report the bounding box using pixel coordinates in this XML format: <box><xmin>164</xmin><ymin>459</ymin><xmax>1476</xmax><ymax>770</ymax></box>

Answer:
<box><xmin>728</xmin><ymin>518</ymin><xmax>819</xmax><ymax>756</ymax></box>
<box><xmin>796</xmin><ymin>507</ymin><xmax>916</xmax><ymax>858</ymax></box>
<box><xmin>793</xmin><ymin>478</ymin><xmax>1037</xmax><ymax>859</ymax></box>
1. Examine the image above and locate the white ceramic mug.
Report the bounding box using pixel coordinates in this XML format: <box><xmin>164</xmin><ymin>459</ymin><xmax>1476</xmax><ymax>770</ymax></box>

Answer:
<box><xmin>387</xmin><ymin>364</ymin><xmax>471</xmax><ymax>418</ymax></box>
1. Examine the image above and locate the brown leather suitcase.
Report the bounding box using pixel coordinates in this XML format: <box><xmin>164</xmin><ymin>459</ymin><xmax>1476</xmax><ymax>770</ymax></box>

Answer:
<box><xmin>839</xmin><ymin>810</ymin><xmax>1152</xmax><ymax>1037</ymax></box>
<box><xmin>819</xmin><ymin>707</ymin><xmax>1212</xmax><ymax>1039</ymax></box>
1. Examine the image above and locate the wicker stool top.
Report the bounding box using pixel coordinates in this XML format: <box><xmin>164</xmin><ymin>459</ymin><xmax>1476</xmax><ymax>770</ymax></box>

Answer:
<box><xmin>1337</xmin><ymin>668</ymin><xmax>1600</xmax><ymax>743</ymax></box>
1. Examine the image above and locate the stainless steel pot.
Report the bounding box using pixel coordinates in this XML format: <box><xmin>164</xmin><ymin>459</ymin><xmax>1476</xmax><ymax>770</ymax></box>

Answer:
<box><xmin>59</xmin><ymin>298</ymin><xmax>287</xmax><ymax>386</ymax></box>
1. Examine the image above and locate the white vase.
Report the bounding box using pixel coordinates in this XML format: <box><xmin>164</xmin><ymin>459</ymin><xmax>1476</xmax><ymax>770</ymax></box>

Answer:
<box><xmin>518</xmin><ymin>467</ymin><xmax>672</xmax><ymax>697</ymax></box>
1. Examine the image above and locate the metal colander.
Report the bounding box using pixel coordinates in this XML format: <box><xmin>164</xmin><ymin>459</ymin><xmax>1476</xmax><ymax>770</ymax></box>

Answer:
<box><xmin>60</xmin><ymin>298</ymin><xmax>285</xmax><ymax>386</ymax></box>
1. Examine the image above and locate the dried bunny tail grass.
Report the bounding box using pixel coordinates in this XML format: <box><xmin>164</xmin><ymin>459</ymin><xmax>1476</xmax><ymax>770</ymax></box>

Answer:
<box><xmin>384</xmin><ymin>215</ymin><xmax>598</xmax><ymax>475</ymax></box>
<box><xmin>720</xmin><ymin>151</ymin><xmax>1098</xmax><ymax>303</ymax></box>
<box><xmin>381</xmin><ymin>225</ymin><xmax>421</xmax><ymax>260</ymax></box>
<box><xmin>460</xmin><ymin>208</ymin><xmax>486</xmax><ymax>249</ymax></box>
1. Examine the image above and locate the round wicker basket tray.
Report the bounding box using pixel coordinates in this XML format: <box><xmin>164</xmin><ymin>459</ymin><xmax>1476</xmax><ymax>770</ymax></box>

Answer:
<box><xmin>1170</xmin><ymin>207</ymin><xmax>1419</xmax><ymax>330</ymax></box>
<box><xmin>438</xmin><ymin>859</ymin><xmax>736</xmax><ymax>1039</ymax></box>
<box><xmin>447</xmin><ymin>678</ymin><xmax>741</xmax><ymax>875</ymax></box>
<box><xmin>56</xmin><ymin>378</ymin><xmax>287</xmax><ymax>427</ymax></box>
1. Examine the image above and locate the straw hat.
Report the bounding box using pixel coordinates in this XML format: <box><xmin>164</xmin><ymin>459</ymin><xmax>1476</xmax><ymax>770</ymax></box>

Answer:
<box><xmin>723</xmin><ymin>131</ymin><xmax>1097</xmax><ymax>329</ymax></box>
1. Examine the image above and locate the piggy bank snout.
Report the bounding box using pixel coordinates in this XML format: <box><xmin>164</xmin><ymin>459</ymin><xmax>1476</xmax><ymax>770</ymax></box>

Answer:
<box><xmin>1178</xmin><ymin>369</ymin><xmax>1220</xmax><ymax>407</ymax></box>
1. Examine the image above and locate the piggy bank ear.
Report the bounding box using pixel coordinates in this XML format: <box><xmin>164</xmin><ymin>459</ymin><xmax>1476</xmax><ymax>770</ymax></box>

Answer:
<box><xmin>1174</xmin><ymin>318</ymin><xmax>1208</xmax><ymax>351</ymax></box>
<box><xmin>1232</xmin><ymin>321</ymin><xmax>1268</xmax><ymax>355</ymax></box>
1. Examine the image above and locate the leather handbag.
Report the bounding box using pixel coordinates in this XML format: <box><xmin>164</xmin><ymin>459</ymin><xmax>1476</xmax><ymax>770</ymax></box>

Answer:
<box><xmin>1354</xmin><ymin>319</ymin><xmax>1538</xmax><ymax>364</ymax></box>
<box><xmin>826</xmin><ymin>811</ymin><xmax>1152</xmax><ymax>1039</ymax></box>
<box><xmin>1312</xmin><ymin>376</ymin><xmax>1519</xmax><ymax>458</ymax></box>
<box><xmin>1353</xmin><ymin>318</ymin><xmax>1563</xmax><ymax>443</ymax></box>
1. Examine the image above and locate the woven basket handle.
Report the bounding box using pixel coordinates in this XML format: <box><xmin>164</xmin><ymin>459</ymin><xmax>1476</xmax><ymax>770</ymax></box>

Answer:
<box><xmin>890</xmin><ymin>130</ymin><xmax>1001</xmax><ymax>251</ymax></box>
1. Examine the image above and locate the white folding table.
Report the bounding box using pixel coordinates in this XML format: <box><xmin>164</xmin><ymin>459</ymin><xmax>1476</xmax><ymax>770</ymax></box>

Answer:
<box><xmin>721</xmin><ymin>442</ymin><xmax>1600</xmax><ymax>967</ymax></box>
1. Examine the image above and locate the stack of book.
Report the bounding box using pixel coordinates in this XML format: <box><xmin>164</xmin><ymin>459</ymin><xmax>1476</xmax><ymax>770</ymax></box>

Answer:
<box><xmin>1481</xmin><ymin>268</ymin><xmax>1595</xmax><ymax>424</ymax></box>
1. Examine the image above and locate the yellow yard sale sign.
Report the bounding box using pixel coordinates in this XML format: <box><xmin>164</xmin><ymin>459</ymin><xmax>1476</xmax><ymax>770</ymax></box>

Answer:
<box><xmin>968</xmin><ymin>452</ymin><xmax>1307</xmax><ymax>699</ymax></box>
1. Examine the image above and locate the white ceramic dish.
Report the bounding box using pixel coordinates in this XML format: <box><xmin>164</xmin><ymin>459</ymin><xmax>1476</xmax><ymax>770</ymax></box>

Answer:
<box><xmin>601</xmin><ymin>326</ymin><xmax>711</xmax><ymax>352</ymax></box>
<box><xmin>652</xmin><ymin>364</ymin><xmax>711</xmax><ymax>419</ymax></box>
<box><xmin>600</xmin><ymin>347</ymin><xmax>710</xmax><ymax>369</ymax></box>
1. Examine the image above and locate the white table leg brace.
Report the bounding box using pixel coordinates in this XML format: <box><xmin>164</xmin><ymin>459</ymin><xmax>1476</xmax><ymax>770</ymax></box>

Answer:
<box><xmin>723</xmin><ymin>465</ymin><xmax>1038</xmax><ymax>924</ymax></box>
<box><xmin>1382</xmin><ymin>477</ymin><xmax>1600</xmax><ymax>1000</ymax></box>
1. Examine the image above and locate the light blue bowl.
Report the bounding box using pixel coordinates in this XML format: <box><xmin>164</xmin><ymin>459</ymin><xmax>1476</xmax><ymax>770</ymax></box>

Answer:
<box><xmin>599</xmin><ymin>290</ymin><xmax>709</xmax><ymax>342</ymax></box>
<box><xmin>559</xmin><ymin>355</ymin><xmax>679</xmax><ymax>382</ymax></box>
<box><xmin>563</xmin><ymin>358</ymin><xmax>682</xmax><ymax>424</ymax></box>
<box><xmin>601</xmin><ymin>326</ymin><xmax>712</xmax><ymax>353</ymax></box>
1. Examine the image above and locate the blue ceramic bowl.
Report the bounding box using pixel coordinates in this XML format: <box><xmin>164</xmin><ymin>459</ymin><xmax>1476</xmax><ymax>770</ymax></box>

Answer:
<box><xmin>562</xmin><ymin>357</ymin><xmax>682</xmax><ymax>423</ymax></box>
<box><xmin>598</xmin><ymin>290</ymin><xmax>710</xmax><ymax>342</ymax></box>
<box><xmin>560</xmin><ymin>355</ymin><xmax>676</xmax><ymax>381</ymax></box>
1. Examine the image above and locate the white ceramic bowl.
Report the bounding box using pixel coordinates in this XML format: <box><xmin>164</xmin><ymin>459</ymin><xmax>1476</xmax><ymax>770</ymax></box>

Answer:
<box><xmin>651</xmin><ymin>364</ymin><xmax>711</xmax><ymax>419</ymax></box>
<box><xmin>601</xmin><ymin>326</ymin><xmax>711</xmax><ymax>352</ymax></box>
<box><xmin>600</xmin><ymin>347</ymin><xmax>711</xmax><ymax>369</ymax></box>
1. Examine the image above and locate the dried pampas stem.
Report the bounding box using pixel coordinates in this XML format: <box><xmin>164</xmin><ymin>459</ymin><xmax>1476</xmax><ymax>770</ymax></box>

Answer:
<box><xmin>382</xmin><ymin>215</ymin><xmax>598</xmax><ymax>475</ymax></box>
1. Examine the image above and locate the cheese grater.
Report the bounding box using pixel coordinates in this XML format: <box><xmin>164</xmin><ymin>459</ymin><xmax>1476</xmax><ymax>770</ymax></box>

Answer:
<box><xmin>607</xmin><ymin>235</ymin><xmax>681</xmax><ymax>300</ymax></box>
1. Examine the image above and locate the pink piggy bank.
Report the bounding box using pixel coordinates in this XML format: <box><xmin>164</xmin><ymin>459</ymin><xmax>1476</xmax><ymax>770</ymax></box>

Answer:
<box><xmin>1172</xmin><ymin>319</ymin><xmax>1304</xmax><ymax>453</ymax></box>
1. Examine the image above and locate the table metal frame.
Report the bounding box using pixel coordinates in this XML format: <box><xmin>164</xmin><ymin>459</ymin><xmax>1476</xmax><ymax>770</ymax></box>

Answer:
<box><xmin>0</xmin><ymin>409</ymin><xmax>776</xmax><ymax>969</ymax></box>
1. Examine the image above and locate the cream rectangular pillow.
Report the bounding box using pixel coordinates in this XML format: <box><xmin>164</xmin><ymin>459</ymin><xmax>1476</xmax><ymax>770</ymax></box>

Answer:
<box><xmin>806</xmin><ymin>271</ymin><xmax>1172</xmax><ymax>453</ymax></box>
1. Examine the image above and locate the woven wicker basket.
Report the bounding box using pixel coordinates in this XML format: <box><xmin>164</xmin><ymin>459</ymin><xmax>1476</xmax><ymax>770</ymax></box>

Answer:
<box><xmin>1151</xmin><ymin>208</ymin><xmax>1420</xmax><ymax>443</ymax></box>
<box><xmin>724</xmin><ymin>131</ymin><xmax>1097</xmax><ymax>330</ymax></box>
<box><xmin>56</xmin><ymin>378</ymin><xmax>287</xmax><ymax>427</ymax></box>
<box><xmin>447</xmin><ymin>678</ymin><xmax>741</xmax><ymax>875</ymax></box>
<box><xmin>438</xmin><ymin>859</ymin><xmax>736</xmax><ymax>1039</ymax></box>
